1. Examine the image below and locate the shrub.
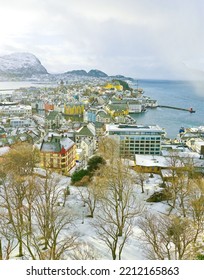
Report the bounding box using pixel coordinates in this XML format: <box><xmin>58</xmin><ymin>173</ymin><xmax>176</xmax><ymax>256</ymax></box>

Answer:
<box><xmin>146</xmin><ymin>190</ymin><xmax>172</xmax><ymax>203</ymax></box>
<box><xmin>197</xmin><ymin>254</ymin><xmax>204</xmax><ymax>260</ymax></box>
<box><xmin>87</xmin><ymin>155</ymin><xmax>106</xmax><ymax>174</ymax></box>
<box><xmin>74</xmin><ymin>175</ymin><xmax>90</xmax><ymax>186</ymax></box>
<box><xmin>71</xmin><ymin>169</ymin><xmax>89</xmax><ymax>184</ymax></box>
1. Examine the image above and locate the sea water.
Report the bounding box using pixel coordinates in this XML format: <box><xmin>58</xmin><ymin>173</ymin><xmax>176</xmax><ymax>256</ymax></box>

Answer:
<box><xmin>131</xmin><ymin>79</ymin><xmax>204</xmax><ymax>139</ymax></box>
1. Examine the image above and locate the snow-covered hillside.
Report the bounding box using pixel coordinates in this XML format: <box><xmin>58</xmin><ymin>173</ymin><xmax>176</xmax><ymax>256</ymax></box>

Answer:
<box><xmin>0</xmin><ymin>52</ymin><xmax>48</xmax><ymax>76</ymax></box>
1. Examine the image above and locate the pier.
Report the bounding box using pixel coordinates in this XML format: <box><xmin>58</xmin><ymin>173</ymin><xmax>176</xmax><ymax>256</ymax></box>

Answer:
<box><xmin>158</xmin><ymin>105</ymin><xmax>195</xmax><ymax>113</ymax></box>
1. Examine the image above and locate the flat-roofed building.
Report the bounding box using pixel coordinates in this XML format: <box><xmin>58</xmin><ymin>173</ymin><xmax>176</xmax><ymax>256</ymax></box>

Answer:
<box><xmin>0</xmin><ymin>104</ymin><xmax>32</xmax><ymax>116</ymax></box>
<box><xmin>186</xmin><ymin>138</ymin><xmax>204</xmax><ymax>157</ymax></box>
<box><xmin>106</xmin><ymin>123</ymin><xmax>165</xmax><ymax>157</ymax></box>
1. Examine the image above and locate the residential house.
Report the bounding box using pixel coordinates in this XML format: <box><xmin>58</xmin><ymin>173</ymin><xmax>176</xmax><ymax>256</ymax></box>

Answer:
<box><xmin>75</xmin><ymin>124</ymin><xmax>97</xmax><ymax>151</ymax></box>
<box><xmin>186</xmin><ymin>138</ymin><xmax>204</xmax><ymax>157</ymax></box>
<box><xmin>96</xmin><ymin>110</ymin><xmax>112</xmax><ymax>123</ymax></box>
<box><xmin>105</xmin><ymin>103</ymin><xmax>129</xmax><ymax>118</ymax></box>
<box><xmin>83</xmin><ymin>108</ymin><xmax>97</xmax><ymax>123</ymax></box>
<box><xmin>133</xmin><ymin>151</ymin><xmax>201</xmax><ymax>176</ymax></box>
<box><xmin>133</xmin><ymin>154</ymin><xmax>171</xmax><ymax>174</ymax></box>
<box><xmin>84</xmin><ymin>108</ymin><xmax>112</xmax><ymax>124</ymax></box>
<box><xmin>45</xmin><ymin>111</ymin><xmax>62</xmax><ymax>130</ymax></box>
<box><xmin>80</xmin><ymin>138</ymin><xmax>95</xmax><ymax>166</ymax></box>
<box><xmin>94</xmin><ymin>122</ymin><xmax>106</xmax><ymax>136</ymax></box>
<box><xmin>10</xmin><ymin>117</ymin><xmax>35</xmax><ymax>128</ymax></box>
<box><xmin>40</xmin><ymin>134</ymin><xmax>76</xmax><ymax>175</ymax></box>
<box><xmin>44</xmin><ymin>102</ymin><xmax>54</xmax><ymax>112</ymax></box>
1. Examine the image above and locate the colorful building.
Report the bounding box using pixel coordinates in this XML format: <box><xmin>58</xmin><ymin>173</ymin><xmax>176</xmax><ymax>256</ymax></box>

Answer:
<box><xmin>64</xmin><ymin>102</ymin><xmax>84</xmax><ymax>116</ymax></box>
<box><xmin>104</xmin><ymin>82</ymin><xmax>123</xmax><ymax>91</ymax></box>
<box><xmin>40</xmin><ymin>135</ymin><xmax>76</xmax><ymax>175</ymax></box>
<box><xmin>105</xmin><ymin>103</ymin><xmax>129</xmax><ymax>117</ymax></box>
<box><xmin>44</xmin><ymin>103</ymin><xmax>54</xmax><ymax>112</ymax></box>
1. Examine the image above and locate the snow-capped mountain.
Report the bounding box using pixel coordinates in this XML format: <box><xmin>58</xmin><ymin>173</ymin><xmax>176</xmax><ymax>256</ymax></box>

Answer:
<box><xmin>0</xmin><ymin>52</ymin><xmax>48</xmax><ymax>76</ymax></box>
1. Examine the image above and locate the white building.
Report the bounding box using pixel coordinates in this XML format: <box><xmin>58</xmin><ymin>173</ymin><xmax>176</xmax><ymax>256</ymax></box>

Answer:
<box><xmin>106</xmin><ymin>123</ymin><xmax>165</xmax><ymax>157</ymax></box>
<box><xmin>186</xmin><ymin>138</ymin><xmax>204</xmax><ymax>156</ymax></box>
<box><xmin>0</xmin><ymin>105</ymin><xmax>32</xmax><ymax>116</ymax></box>
<box><xmin>10</xmin><ymin>117</ymin><xmax>35</xmax><ymax>127</ymax></box>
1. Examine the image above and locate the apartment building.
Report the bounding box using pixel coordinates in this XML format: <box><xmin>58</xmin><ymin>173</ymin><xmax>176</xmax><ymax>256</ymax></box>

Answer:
<box><xmin>0</xmin><ymin>104</ymin><xmax>32</xmax><ymax>116</ymax></box>
<box><xmin>40</xmin><ymin>135</ymin><xmax>76</xmax><ymax>175</ymax></box>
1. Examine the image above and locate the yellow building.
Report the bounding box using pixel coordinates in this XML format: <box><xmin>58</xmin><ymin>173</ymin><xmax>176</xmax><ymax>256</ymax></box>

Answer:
<box><xmin>104</xmin><ymin>82</ymin><xmax>123</xmax><ymax>91</ymax></box>
<box><xmin>105</xmin><ymin>103</ymin><xmax>129</xmax><ymax>117</ymax></box>
<box><xmin>40</xmin><ymin>135</ymin><xmax>76</xmax><ymax>175</ymax></box>
<box><xmin>64</xmin><ymin>103</ymin><xmax>84</xmax><ymax>115</ymax></box>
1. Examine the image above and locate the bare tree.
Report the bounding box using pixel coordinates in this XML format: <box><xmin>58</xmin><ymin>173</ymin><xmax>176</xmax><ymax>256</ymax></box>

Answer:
<box><xmin>0</xmin><ymin>144</ymin><xmax>78</xmax><ymax>260</ymax></box>
<box><xmin>186</xmin><ymin>177</ymin><xmax>204</xmax><ymax>243</ymax></box>
<box><xmin>24</xmin><ymin>171</ymin><xmax>78</xmax><ymax>260</ymax></box>
<box><xmin>135</xmin><ymin>171</ymin><xmax>149</xmax><ymax>193</ymax></box>
<box><xmin>98</xmin><ymin>136</ymin><xmax>120</xmax><ymax>163</ymax></box>
<box><xmin>93</xmin><ymin>160</ymin><xmax>143</xmax><ymax>260</ymax></box>
<box><xmin>165</xmin><ymin>152</ymin><xmax>199</xmax><ymax>215</ymax></box>
<box><xmin>79</xmin><ymin>175</ymin><xmax>106</xmax><ymax>218</ymax></box>
<box><xmin>0</xmin><ymin>175</ymin><xmax>28</xmax><ymax>257</ymax></box>
<box><xmin>0</xmin><ymin>172</ymin><xmax>16</xmax><ymax>260</ymax></box>
<box><xmin>3</xmin><ymin>142</ymin><xmax>40</xmax><ymax>176</ymax></box>
<box><xmin>138</xmin><ymin>211</ymin><xmax>199</xmax><ymax>260</ymax></box>
<box><xmin>0</xmin><ymin>143</ymin><xmax>40</xmax><ymax>257</ymax></box>
<box><xmin>69</xmin><ymin>242</ymin><xmax>100</xmax><ymax>260</ymax></box>
<box><xmin>164</xmin><ymin>151</ymin><xmax>185</xmax><ymax>212</ymax></box>
<box><xmin>0</xmin><ymin>220</ymin><xmax>17</xmax><ymax>260</ymax></box>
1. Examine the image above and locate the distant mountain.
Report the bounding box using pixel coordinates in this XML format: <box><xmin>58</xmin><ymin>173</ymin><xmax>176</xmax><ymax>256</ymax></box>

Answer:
<box><xmin>64</xmin><ymin>69</ymin><xmax>88</xmax><ymax>76</ymax></box>
<box><xmin>64</xmin><ymin>68</ymin><xmax>108</xmax><ymax>78</ymax></box>
<box><xmin>64</xmin><ymin>69</ymin><xmax>133</xmax><ymax>80</ymax></box>
<box><xmin>0</xmin><ymin>52</ymin><xmax>133</xmax><ymax>81</ymax></box>
<box><xmin>0</xmin><ymin>52</ymin><xmax>48</xmax><ymax>77</ymax></box>
<box><xmin>87</xmin><ymin>69</ymin><xmax>108</xmax><ymax>77</ymax></box>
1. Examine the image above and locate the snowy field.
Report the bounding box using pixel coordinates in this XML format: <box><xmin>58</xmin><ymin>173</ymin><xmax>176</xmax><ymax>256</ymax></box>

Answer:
<box><xmin>54</xmin><ymin>172</ymin><xmax>167</xmax><ymax>260</ymax></box>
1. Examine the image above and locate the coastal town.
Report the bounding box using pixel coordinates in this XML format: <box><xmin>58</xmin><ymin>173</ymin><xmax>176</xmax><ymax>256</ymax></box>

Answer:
<box><xmin>0</xmin><ymin>76</ymin><xmax>204</xmax><ymax>174</ymax></box>
<box><xmin>0</xmin><ymin>74</ymin><xmax>204</xmax><ymax>261</ymax></box>
<box><xmin>1</xmin><ymin>1</ymin><xmax>204</xmax><ymax>276</ymax></box>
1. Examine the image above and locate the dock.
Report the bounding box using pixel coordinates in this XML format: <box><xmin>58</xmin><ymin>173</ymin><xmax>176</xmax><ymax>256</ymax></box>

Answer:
<box><xmin>158</xmin><ymin>105</ymin><xmax>195</xmax><ymax>113</ymax></box>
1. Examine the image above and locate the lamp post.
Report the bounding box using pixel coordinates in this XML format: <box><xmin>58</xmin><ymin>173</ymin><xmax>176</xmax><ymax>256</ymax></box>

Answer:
<box><xmin>82</xmin><ymin>209</ymin><xmax>85</xmax><ymax>224</ymax></box>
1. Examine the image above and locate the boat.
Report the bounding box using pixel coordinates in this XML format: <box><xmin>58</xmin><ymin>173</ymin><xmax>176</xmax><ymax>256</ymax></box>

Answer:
<box><xmin>179</xmin><ymin>127</ymin><xmax>185</xmax><ymax>134</ymax></box>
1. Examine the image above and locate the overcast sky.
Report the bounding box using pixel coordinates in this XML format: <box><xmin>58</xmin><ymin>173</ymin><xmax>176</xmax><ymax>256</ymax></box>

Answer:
<box><xmin>0</xmin><ymin>0</ymin><xmax>204</xmax><ymax>79</ymax></box>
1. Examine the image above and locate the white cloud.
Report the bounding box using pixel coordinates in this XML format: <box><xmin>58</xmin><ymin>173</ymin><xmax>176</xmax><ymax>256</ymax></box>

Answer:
<box><xmin>0</xmin><ymin>0</ymin><xmax>204</xmax><ymax>78</ymax></box>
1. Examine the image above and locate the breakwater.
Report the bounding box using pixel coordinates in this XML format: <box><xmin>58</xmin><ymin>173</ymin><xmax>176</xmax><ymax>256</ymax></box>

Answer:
<box><xmin>158</xmin><ymin>105</ymin><xmax>195</xmax><ymax>112</ymax></box>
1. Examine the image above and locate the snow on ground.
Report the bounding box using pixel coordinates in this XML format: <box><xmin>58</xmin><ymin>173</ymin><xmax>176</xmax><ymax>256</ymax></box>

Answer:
<box><xmin>58</xmin><ymin>172</ymin><xmax>168</xmax><ymax>260</ymax></box>
<box><xmin>5</xmin><ymin>169</ymin><xmax>169</xmax><ymax>260</ymax></box>
<box><xmin>0</xmin><ymin>146</ymin><xmax>10</xmax><ymax>156</ymax></box>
